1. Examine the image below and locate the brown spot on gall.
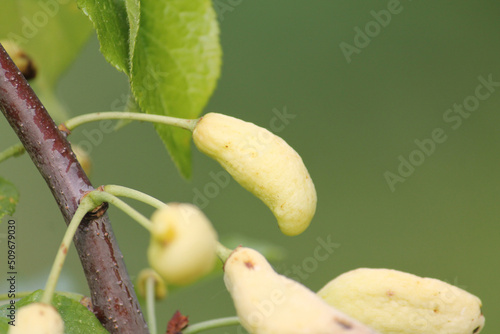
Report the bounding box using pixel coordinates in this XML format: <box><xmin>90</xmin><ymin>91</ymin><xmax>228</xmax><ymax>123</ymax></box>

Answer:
<box><xmin>335</xmin><ymin>317</ymin><xmax>353</xmax><ymax>330</ymax></box>
<box><xmin>244</xmin><ymin>261</ymin><xmax>255</xmax><ymax>269</ymax></box>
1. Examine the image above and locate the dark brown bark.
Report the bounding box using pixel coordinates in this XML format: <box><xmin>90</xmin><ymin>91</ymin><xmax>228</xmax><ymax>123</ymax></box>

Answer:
<box><xmin>0</xmin><ymin>44</ymin><xmax>148</xmax><ymax>333</ymax></box>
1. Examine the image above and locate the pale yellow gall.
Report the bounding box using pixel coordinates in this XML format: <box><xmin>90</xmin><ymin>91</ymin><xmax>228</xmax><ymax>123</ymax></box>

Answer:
<box><xmin>318</xmin><ymin>268</ymin><xmax>485</xmax><ymax>334</ymax></box>
<box><xmin>9</xmin><ymin>303</ymin><xmax>64</xmax><ymax>334</ymax></box>
<box><xmin>148</xmin><ymin>203</ymin><xmax>218</xmax><ymax>285</ymax></box>
<box><xmin>193</xmin><ymin>113</ymin><xmax>316</xmax><ymax>236</ymax></box>
<box><xmin>224</xmin><ymin>247</ymin><xmax>379</xmax><ymax>334</ymax></box>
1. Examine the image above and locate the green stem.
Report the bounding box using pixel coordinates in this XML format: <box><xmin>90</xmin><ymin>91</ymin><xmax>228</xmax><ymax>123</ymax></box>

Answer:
<box><xmin>103</xmin><ymin>185</ymin><xmax>167</xmax><ymax>209</ymax></box>
<box><xmin>146</xmin><ymin>276</ymin><xmax>158</xmax><ymax>334</ymax></box>
<box><xmin>183</xmin><ymin>317</ymin><xmax>241</xmax><ymax>334</ymax></box>
<box><xmin>0</xmin><ymin>143</ymin><xmax>25</xmax><ymax>163</ymax></box>
<box><xmin>41</xmin><ymin>186</ymin><xmax>158</xmax><ymax>304</ymax></box>
<box><xmin>41</xmin><ymin>196</ymin><xmax>97</xmax><ymax>304</ymax></box>
<box><xmin>88</xmin><ymin>191</ymin><xmax>154</xmax><ymax>233</ymax></box>
<box><xmin>64</xmin><ymin>111</ymin><xmax>198</xmax><ymax>132</ymax></box>
<box><xmin>216</xmin><ymin>242</ymin><xmax>233</xmax><ymax>263</ymax></box>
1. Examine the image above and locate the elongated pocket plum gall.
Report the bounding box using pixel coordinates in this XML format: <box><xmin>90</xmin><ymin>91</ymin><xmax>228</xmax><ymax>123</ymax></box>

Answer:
<box><xmin>193</xmin><ymin>113</ymin><xmax>316</xmax><ymax>236</ymax></box>
<box><xmin>224</xmin><ymin>247</ymin><xmax>379</xmax><ymax>334</ymax></box>
<box><xmin>317</xmin><ymin>268</ymin><xmax>485</xmax><ymax>334</ymax></box>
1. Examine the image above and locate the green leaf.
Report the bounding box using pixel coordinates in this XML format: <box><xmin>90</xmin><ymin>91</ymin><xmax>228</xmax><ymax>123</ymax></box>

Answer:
<box><xmin>0</xmin><ymin>1</ymin><xmax>93</xmax><ymax>122</ymax></box>
<box><xmin>125</xmin><ymin>0</ymin><xmax>141</xmax><ymax>60</ymax></box>
<box><xmin>131</xmin><ymin>0</ymin><xmax>222</xmax><ymax>178</ymax></box>
<box><xmin>76</xmin><ymin>0</ymin><xmax>130</xmax><ymax>75</ymax></box>
<box><xmin>73</xmin><ymin>0</ymin><xmax>221</xmax><ymax>178</ymax></box>
<box><xmin>0</xmin><ymin>290</ymin><xmax>109</xmax><ymax>334</ymax></box>
<box><xmin>0</xmin><ymin>317</ymin><xmax>8</xmax><ymax>334</ymax></box>
<box><xmin>0</xmin><ymin>177</ymin><xmax>19</xmax><ymax>220</ymax></box>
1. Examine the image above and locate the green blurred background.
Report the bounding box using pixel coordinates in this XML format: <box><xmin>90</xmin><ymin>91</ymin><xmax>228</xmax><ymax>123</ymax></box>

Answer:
<box><xmin>1</xmin><ymin>1</ymin><xmax>499</xmax><ymax>333</ymax></box>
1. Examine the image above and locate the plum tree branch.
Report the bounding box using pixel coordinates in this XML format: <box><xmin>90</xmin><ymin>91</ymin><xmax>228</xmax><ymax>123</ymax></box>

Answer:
<box><xmin>0</xmin><ymin>43</ymin><xmax>148</xmax><ymax>333</ymax></box>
